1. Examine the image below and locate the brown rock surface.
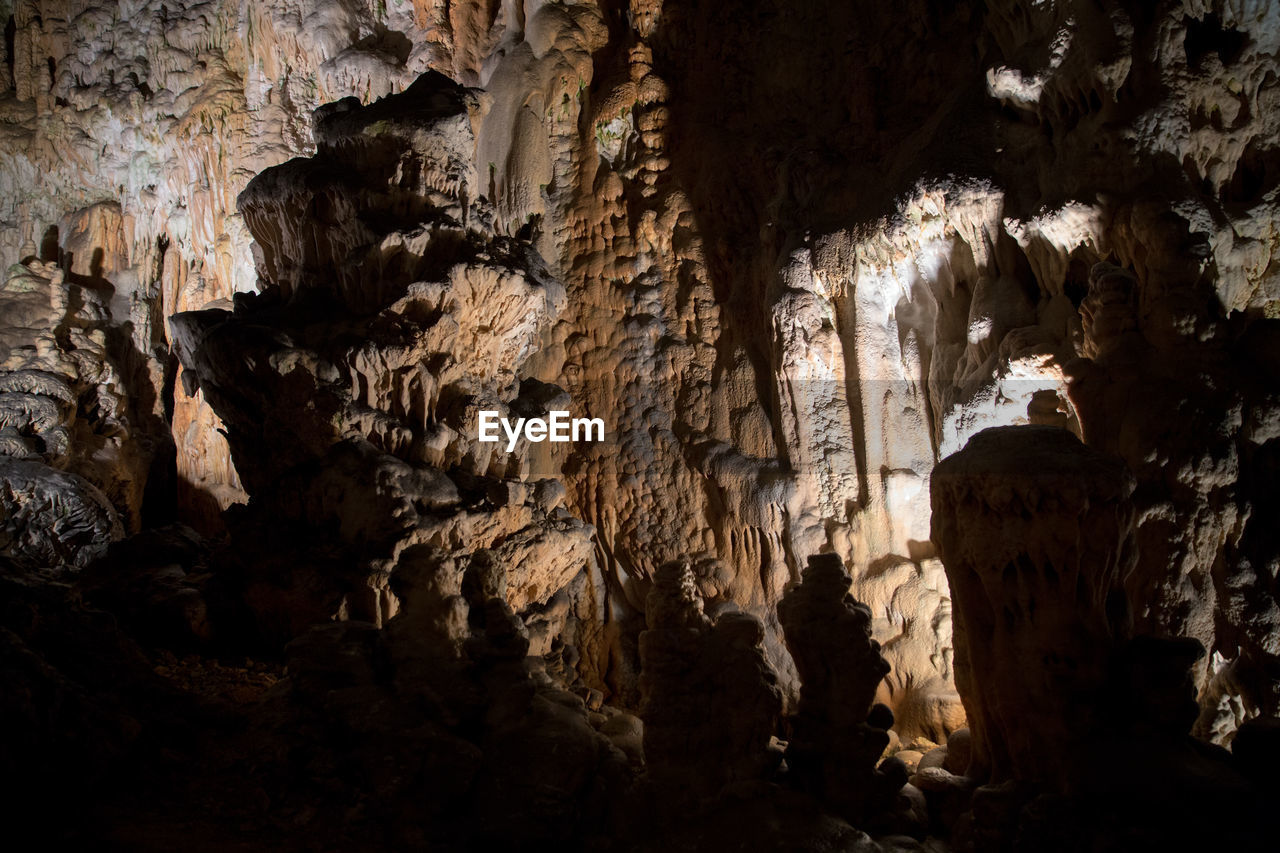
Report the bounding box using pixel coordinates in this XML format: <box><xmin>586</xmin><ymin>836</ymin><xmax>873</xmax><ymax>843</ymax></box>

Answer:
<box><xmin>931</xmin><ymin>425</ymin><xmax>1137</xmax><ymax>786</ymax></box>
<box><xmin>932</xmin><ymin>425</ymin><xmax>1266</xmax><ymax>848</ymax></box>
<box><xmin>0</xmin><ymin>0</ymin><xmax>1279</xmax><ymax>847</ymax></box>
<box><xmin>172</xmin><ymin>73</ymin><xmax>602</xmax><ymax>671</ymax></box>
<box><xmin>4</xmin><ymin>0</ymin><xmax>1280</xmax><ymax>737</ymax></box>
<box><xmin>779</xmin><ymin>553</ymin><xmax>904</xmax><ymax>825</ymax></box>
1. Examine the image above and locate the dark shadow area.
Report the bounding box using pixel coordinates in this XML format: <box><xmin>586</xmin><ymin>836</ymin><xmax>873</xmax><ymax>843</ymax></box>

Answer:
<box><xmin>1184</xmin><ymin>13</ymin><xmax>1249</xmax><ymax>69</ymax></box>
<box><xmin>4</xmin><ymin>16</ymin><xmax>14</xmax><ymax>90</ymax></box>
<box><xmin>39</xmin><ymin>224</ymin><xmax>58</xmax><ymax>261</ymax></box>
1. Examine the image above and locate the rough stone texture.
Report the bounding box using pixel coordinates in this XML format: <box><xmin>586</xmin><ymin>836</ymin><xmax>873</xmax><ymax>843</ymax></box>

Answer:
<box><xmin>2</xmin><ymin>0</ymin><xmax>1280</xmax><ymax>749</ymax></box>
<box><xmin>779</xmin><ymin>553</ymin><xmax>904</xmax><ymax>826</ymax></box>
<box><xmin>638</xmin><ymin>559</ymin><xmax>782</xmax><ymax>799</ymax></box>
<box><xmin>931</xmin><ymin>426</ymin><xmax>1138</xmax><ymax>785</ymax></box>
<box><xmin>1</xmin><ymin>1</ymin><xmax>1279</xmax><ymax>850</ymax></box>
<box><xmin>171</xmin><ymin>74</ymin><xmax>603</xmax><ymax>675</ymax></box>
<box><xmin>1068</xmin><ymin>258</ymin><xmax>1280</xmax><ymax>737</ymax></box>
<box><xmin>0</xmin><ymin>254</ymin><xmax>153</xmax><ymax>567</ymax></box>
<box><xmin>931</xmin><ymin>425</ymin><xmax>1267</xmax><ymax>850</ymax></box>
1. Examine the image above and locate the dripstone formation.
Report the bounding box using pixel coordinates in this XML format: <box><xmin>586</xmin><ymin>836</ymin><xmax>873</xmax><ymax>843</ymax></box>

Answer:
<box><xmin>638</xmin><ymin>560</ymin><xmax>782</xmax><ymax>799</ymax></box>
<box><xmin>779</xmin><ymin>553</ymin><xmax>903</xmax><ymax>826</ymax></box>
<box><xmin>171</xmin><ymin>72</ymin><xmax>601</xmax><ymax>665</ymax></box>
<box><xmin>931</xmin><ymin>426</ymin><xmax>1138</xmax><ymax>786</ymax></box>
<box><xmin>2</xmin><ymin>0</ymin><xmax>1280</xmax><ymax>850</ymax></box>
<box><xmin>932</xmin><ymin>426</ymin><xmax>1266</xmax><ymax>849</ymax></box>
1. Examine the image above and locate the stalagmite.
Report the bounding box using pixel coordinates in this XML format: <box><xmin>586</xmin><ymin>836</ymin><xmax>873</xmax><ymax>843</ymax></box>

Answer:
<box><xmin>930</xmin><ymin>425</ymin><xmax>1138</xmax><ymax>786</ymax></box>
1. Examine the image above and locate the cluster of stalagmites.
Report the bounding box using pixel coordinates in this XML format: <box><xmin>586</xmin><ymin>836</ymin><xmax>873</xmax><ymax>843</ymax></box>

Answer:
<box><xmin>0</xmin><ymin>67</ymin><xmax>933</xmax><ymax>851</ymax></box>
<box><xmin>637</xmin><ymin>559</ymin><xmax>782</xmax><ymax>799</ymax></box>
<box><xmin>778</xmin><ymin>554</ymin><xmax>907</xmax><ymax>826</ymax></box>
<box><xmin>269</xmin><ymin>545</ymin><xmax>636</xmax><ymax>849</ymax></box>
<box><xmin>7</xmin><ymin>2</ymin><xmax>1280</xmax><ymax>846</ymax></box>
<box><xmin>147</xmin><ymin>70</ymin><xmax>936</xmax><ymax>846</ymax></box>
<box><xmin>636</xmin><ymin>554</ymin><xmax>929</xmax><ymax>845</ymax></box>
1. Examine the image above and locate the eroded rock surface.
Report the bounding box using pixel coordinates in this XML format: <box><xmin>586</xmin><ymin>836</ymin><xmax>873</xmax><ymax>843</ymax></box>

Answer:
<box><xmin>0</xmin><ymin>4</ymin><xmax>1279</xmax><ymax>847</ymax></box>
<box><xmin>0</xmin><ymin>252</ymin><xmax>157</xmax><ymax>567</ymax></box>
<box><xmin>931</xmin><ymin>426</ymin><xmax>1138</xmax><ymax>785</ymax></box>
<box><xmin>779</xmin><ymin>553</ymin><xmax>905</xmax><ymax>827</ymax></box>
<box><xmin>639</xmin><ymin>560</ymin><xmax>782</xmax><ymax>799</ymax></box>
<box><xmin>932</xmin><ymin>425</ymin><xmax>1266</xmax><ymax>849</ymax></box>
<box><xmin>172</xmin><ymin>73</ymin><xmax>602</xmax><ymax>675</ymax></box>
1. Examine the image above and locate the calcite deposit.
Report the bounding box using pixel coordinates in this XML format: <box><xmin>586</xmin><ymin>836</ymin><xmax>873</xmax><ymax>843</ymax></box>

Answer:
<box><xmin>931</xmin><ymin>426</ymin><xmax>1266</xmax><ymax>848</ymax></box>
<box><xmin>171</xmin><ymin>72</ymin><xmax>602</xmax><ymax>667</ymax></box>
<box><xmin>0</xmin><ymin>254</ymin><xmax>148</xmax><ymax>566</ymax></box>
<box><xmin>639</xmin><ymin>559</ymin><xmax>782</xmax><ymax>799</ymax></box>
<box><xmin>2</xmin><ymin>0</ymin><xmax>1280</xmax><ymax>849</ymax></box>
<box><xmin>931</xmin><ymin>426</ymin><xmax>1138</xmax><ymax>786</ymax></box>
<box><xmin>779</xmin><ymin>553</ymin><xmax>905</xmax><ymax>826</ymax></box>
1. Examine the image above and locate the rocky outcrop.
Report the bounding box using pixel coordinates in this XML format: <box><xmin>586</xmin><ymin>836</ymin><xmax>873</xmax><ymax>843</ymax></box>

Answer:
<box><xmin>1068</xmin><ymin>259</ymin><xmax>1280</xmax><ymax>737</ymax></box>
<box><xmin>779</xmin><ymin>553</ymin><xmax>904</xmax><ymax>826</ymax></box>
<box><xmin>638</xmin><ymin>560</ymin><xmax>782</xmax><ymax>799</ymax></box>
<box><xmin>1</xmin><ymin>6</ymin><xmax>1280</xmax><ymax>844</ymax></box>
<box><xmin>932</xmin><ymin>425</ymin><xmax>1266</xmax><ymax>849</ymax></box>
<box><xmin>264</xmin><ymin>546</ymin><xmax>629</xmax><ymax>851</ymax></box>
<box><xmin>172</xmin><ymin>72</ymin><xmax>602</xmax><ymax>680</ymax></box>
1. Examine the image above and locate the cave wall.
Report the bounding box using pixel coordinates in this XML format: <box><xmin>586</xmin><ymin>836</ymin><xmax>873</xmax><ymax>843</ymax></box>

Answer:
<box><xmin>2</xmin><ymin>0</ymin><xmax>1280</xmax><ymax>737</ymax></box>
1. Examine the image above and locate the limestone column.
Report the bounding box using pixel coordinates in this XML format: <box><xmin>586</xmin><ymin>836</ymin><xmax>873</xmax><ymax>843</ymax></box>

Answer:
<box><xmin>930</xmin><ymin>425</ymin><xmax>1136</xmax><ymax>787</ymax></box>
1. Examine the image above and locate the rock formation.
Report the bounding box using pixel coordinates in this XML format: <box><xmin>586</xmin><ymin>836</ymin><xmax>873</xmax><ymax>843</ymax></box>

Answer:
<box><xmin>930</xmin><ymin>426</ymin><xmax>1139</xmax><ymax>785</ymax></box>
<box><xmin>932</xmin><ymin>425</ymin><xmax>1266</xmax><ymax>849</ymax></box>
<box><xmin>1</xmin><ymin>0</ymin><xmax>1279</xmax><ymax>848</ymax></box>
<box><xmin>779</xmin><ymin>553</ymin><xmax>905</xmax><ymax>827</ymax></box>
<box><xmin>638</xmin><ymin>559</ymin><xmax>782</xmax><ymax>799</ymax></box>
<box><xmin>6</xmin><ymin>0</ymin><xmax>1280</xmax><ymax>738</ymax></box>
<box><xmin>171</xmin><ymin>72</ymin><xmax>602</xmax><ymax>669</ymax></box>
<box><xmin>0</xmin><ymin>253</ymin><xmax>154</xmax><ymax>567</ymax></box>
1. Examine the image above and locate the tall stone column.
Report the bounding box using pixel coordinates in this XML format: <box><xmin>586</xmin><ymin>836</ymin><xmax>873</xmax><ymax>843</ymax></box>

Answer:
<box><xmin>930</xmin><ymin>425</ymin><xmax>1136</xmax><ymax>787</ymax></box>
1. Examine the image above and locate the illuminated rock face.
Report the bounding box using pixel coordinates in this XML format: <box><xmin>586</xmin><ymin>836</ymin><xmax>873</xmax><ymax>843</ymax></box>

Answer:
<box><xmin>0</xmin><ymin>253</ymin><xmax>147</xmax><ymax>566</ymax></box>
<box><xmin>2</xmin><ymin>0</ymin><xmax>1280</xmax><ymax>741</ymax></box>
<box><xmin>171</xmin><ymin>74</ymin><xmax>601</xmax><ymax>664</ymax></box>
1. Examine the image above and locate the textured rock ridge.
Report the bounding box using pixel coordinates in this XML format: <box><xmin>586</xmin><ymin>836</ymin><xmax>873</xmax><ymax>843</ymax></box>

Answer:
<box><xmin>1068</xmin><ymin>258</ymin><xmax>1280</xmax><ymax>737</ymax></box>
<box><xmin>7</xmin><ymin>0</ymin><xmax>1280</xmax><ymax>736</ymax></box>
<box><xmin>0</xmin><ymin>251</ymin><xmax>155</xmax><ymax>566</ymax></box>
